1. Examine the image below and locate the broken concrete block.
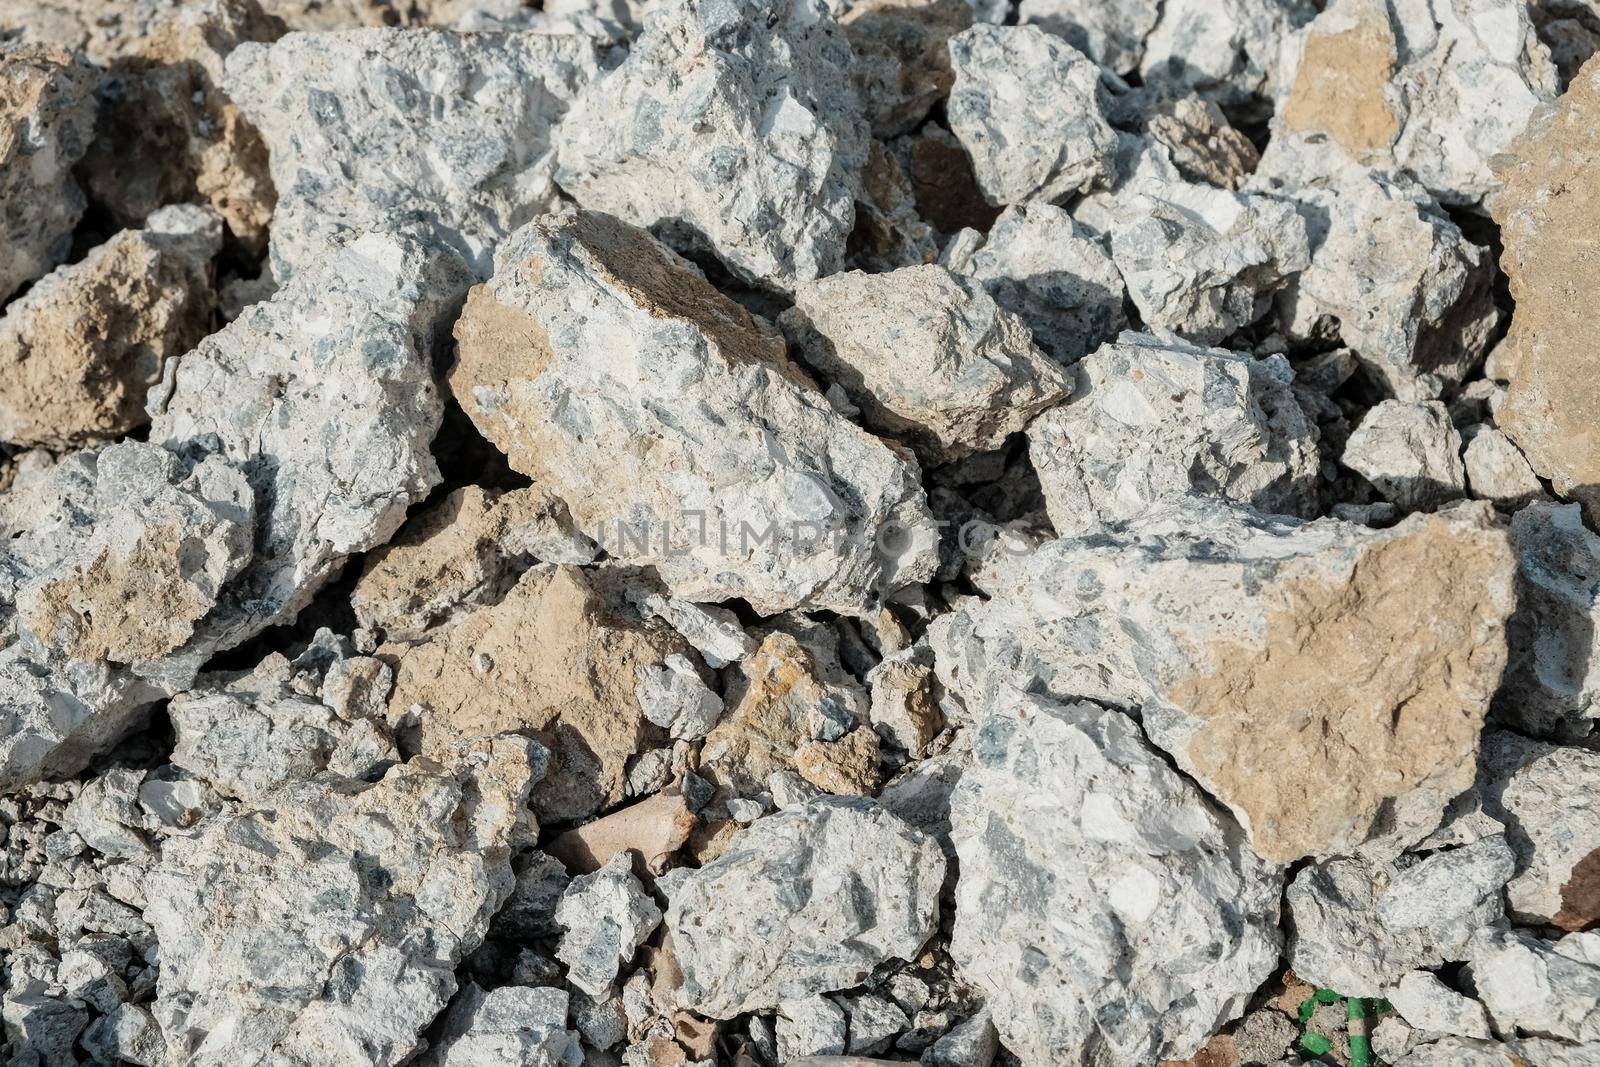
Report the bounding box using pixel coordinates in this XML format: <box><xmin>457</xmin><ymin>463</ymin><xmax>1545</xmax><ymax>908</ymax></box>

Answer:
<box><xmin>1026</xmin><ymin>330</ymin><xmax>1321</xmax><ymax>536</ymax></box>
<box><xmin>1278</xmin><ymin>0</ymin><xmax>1558</xmax><ymax>205</ymax></box>
<box><xmin>1468</xmin><ymin>929</ymin><xmax>1600</xmax><ymax>1044</ymax></box>
<box><xmin>1463</xmin><ymin>425</ymin><xmax>1545</xmax><ymax>509</ymax></box>
<box><xmin>1018</xmin><ymin>0</ymin><xmax>1156</xmax><ymax>73</ymax></box>
<box><xmin>1140</xmin><ymin>0</ymin><xmax>1314</xmax><ymax>112</ymax></box>
<box><xmin>1390</xmin><ymin>970</ymin><xmax>1493</xmax><ymax>1040</ymax></box>
<box><xmin>945</xmin><ymin>25</ymin><xmax>1118</xmax><ymax>206</ymax></box>
<box><xmin>1501</xmin><ymin>504</ymin><xmax>1600</xmax><ymax>741</ymax></box>
<box><xmin>555</xmin><ymin>853</ymin><xmax>663</xmax><ymax>996</ymax></box>
<box><xmin>422</xmin><ymin>983</ymin><xmax>584</xmax><ymax>1067</ymax></box>
<box><xmin>228</xmin><ymin>27</ymin><xmax>602</xmax><ymax>278</ymax></box>
<box><xmin>663</xmin><ymin>796</ymin><xmax>943</xmax><ymax>1018</ymax></box>
<box><xmin>782</xmin><ymin>264</ymin><xmax>1071</xmax><ymax>464</ymax></box>
<box><xmin>1491</xmin><ymin>55</ymin><xmax>1600</xmax><ymax>516</ymax></box>
<box><xmin>1286</xmin><ymin>835</ymin><xmax>1516</xmax><ymax>996</ymax></box>
<box><xmin>555</xmin><ymin>0</ymin><xmax>867</xmax><ymax>292</ymax></box>
<box><xmin>941</xmin><ymin>202</ymin><xmax>1126</xmax><ymax>366</ymax></box>
<box><xmin>950</xmin><ymin>692</ymin><xmax>1283</xmax><ymax>1066</ymax></box>
<box><xmin>449</xmin><ymin>209</ymin><xmax>938</xmax><ymax>615</ymax></box>
<box><xmin>931</xmin><ymin>499</ymin><xmax>1517</xmax><ymax>862</ymax></box>
<box><xmin>0</xmin><ymin>205</ymin><xmax>222</xmax><ymax>450</ymax></box>
<box><xmin>1341</xmin><ymin>399</ymin><xmax>1466</xmax><ymax>510</ymax></box>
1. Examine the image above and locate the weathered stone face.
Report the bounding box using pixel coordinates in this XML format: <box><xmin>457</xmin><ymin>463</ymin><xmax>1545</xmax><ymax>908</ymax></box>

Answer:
<box><xmin>1492</xmin><ymin>55</ymin><xmax>1600</xmax><ymax>515</ymax></box>
<box><xmin>933</xmin><ymin>499</ymin><xmax>1517</xmax><ymax>864</ymax></box>
<box><xmin>449</xmin><ymin>209</ymin><xmax>938</xmax><ymax>616</ymax></box>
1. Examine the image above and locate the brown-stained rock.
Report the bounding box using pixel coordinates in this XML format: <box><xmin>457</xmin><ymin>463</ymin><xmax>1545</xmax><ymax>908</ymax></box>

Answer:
<box><xmin>0</xmin><ymin>207</ymin><xmax>221</xmax><ymax>450</ymax></box>
<box><xmin>699</xmin><ymin>630</ymin><xmax>871</xmax><ymax>798</ymax></box>
<box><xmin>794</xmin><ymin>726</ymin><xmax>881</xmax><ymax>796</ymax></box>
<box><xmin>1491</xmin><ymin>54</ymin><xmax>1600</xmax><ymax>516</ymax></box>
<box><xmin>0</xmin><ymin>42</ymin><xmax>96</xmax><ymax>304</ymax></box>
<box><xmin>1162</xmin><ymin>1033</ymin><xmax>1238</xmax><ymax>1067</ymax></box>
<box><xmin>546</xmin><ymin>789</ymin><xmax>698</xmax><ymax>875</ymax></box>
<box><xmin>380</xmin><ymin>564</ymin><xmax>687</xmax><ymax>823</ymax></box>
<box><xmin>1554</xmin><ymin>848</ymin><xmax>1600</xmax><ymax>932</ymax></box>
<box><xmin>79</xmin><ymin>0</ymin><xmax>284</xmax><ymax>249</ymax></box>
<box><xmin>1169</xmin><ymin>510</ymin><xmax>1516</xmax><ymax>863</ymax></box>
<box><xmin>20</xmin><ymin>521</ymin><xmax>213</xmax><ymax>664</ymax></box>
<box><xmin>1145</xmin><ymin>94</ymin><xmax>1261</xmax><ymax>189</ymax></box>
<box><xmin>842</xmin><ymin>0</ymin><xmax>972</xmax><ymax>138</ymax></box>
<box><xmin>352</xmin><ymin>484</ymin><xmax>594</xmax><ymax>641</ymax></box>
<box><xmin>1281</xmin><ymin>0</ymin><xmax>1401</xmax><ymax>157</ymax></box>
<box><xmin>867</xmin><ymin>646</ymin><xmax>942</xmax><ymax>757</ymax></box>
<box><xmin>891</xmin><ymin>124</ymin><xmax>1000</xmax><ymax>235</ymax></box>
<box><xmin>850</xmin><ymin>139</ymin><xmax>938</xmax><ymax>272</ymax></box>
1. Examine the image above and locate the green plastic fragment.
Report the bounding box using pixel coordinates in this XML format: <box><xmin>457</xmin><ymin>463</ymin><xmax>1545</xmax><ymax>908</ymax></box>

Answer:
<box><xmin>1300</xmin><ymin>1031</ymin><xmax>1334</xmax><ymax>1056</ymax></box>
<box><xmin>1314</xmin><ymin>988</ymin><xmax>1342</xmax><ymax>1004</ymax></box>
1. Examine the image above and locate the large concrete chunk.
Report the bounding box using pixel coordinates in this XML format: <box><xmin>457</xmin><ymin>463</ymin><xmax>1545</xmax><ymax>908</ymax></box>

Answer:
<box><xmin>950</xmin><ymin>692</ymin><xmax>1283</xmax><ymax>1066</ymax></box>
<box><xmin>143</xmin><ymin>736</ymin><xmax>540</xmax><ymax>1066</ymax></box>
<box><xmin>1469</xmin><ymin>929</ymin><xmax>1600</xmax><ymax>1044</ymax></box>
<box><xmin>663</xmin><ymin>796</ymin><xmax>944</xmax><ymax>1018</ymax></box>
<box><xmin>1026</xmin><ymin>330</ymin><xmax>1321</xmax><ymax>536</ymax></box>
<box><xmin>931</xmin><ymin>499</ymin><xmax>1517</xmax><ymax>862</ymax></box>
<box><xmin>1278</xmin><ymin>0</ymin><xmax>1558</xmax><ymax>205</ymax></box>
<box><xmin>554</xmin><ymin>0</ymin><xmax>867</xmax><ymax>292</ymax></box>
<box><xmin>1254</xmin><ymin>140</ymin><xmax>1499</xmax><ymax>400</ymax></box>
<box><xmin>782</xmin><ymin>264</ymin><xmax>1071</xmax><ymax>465</ymax></box>
<box><xmin>449</xmin><ymin>209</ymin><xmax>938</xmax><ymax>615</ymax></box>
<box><xmin>148</xmin><ymin>229</ymin><xmax>468</xmax><ymax>650</ymax></box>
<box><xmin>945</xmin><ymin>25</ymin><xmax>1117</xmax><ymax>206</ymax></box>
<box><xmin>1491</xmin><ymin>56</ymin><xmax>1600</xmax><ymax>516</ymax></box>
<box><xmin>227</xmin><ymin>27</ymin><xmax>601</xmax><ymax>278</ymax></box>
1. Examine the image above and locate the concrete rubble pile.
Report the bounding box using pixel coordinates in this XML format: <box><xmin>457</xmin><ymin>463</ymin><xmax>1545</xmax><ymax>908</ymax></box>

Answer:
<box><xmin>2</xmin><ymin>0</ymin><xmax>1598</xmax><ymax>1065</ymax></box>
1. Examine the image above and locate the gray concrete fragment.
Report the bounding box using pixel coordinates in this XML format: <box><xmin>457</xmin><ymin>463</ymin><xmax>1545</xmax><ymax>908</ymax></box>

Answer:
<box><xmin>227</xmin><ymin>28</ymin><xmax>601</xmax><ymax>279</ymax></box>
<box><xmin>783</xmin><ymin>265</ymin><xmax>1071</xmax><ymax>464</ymax></box>
<box><xmin>940</xmin><ymin>202</ymin><xmax>1126</xmax><ymax>366</ymax></box>
<box><xmin>1341</xmin><ymin>399</ymin><xmax>1467</xmax><ymax>510</ymax></box>
<box><xmin>555</xmin><ymin>853</ymin><xmax>662</xmax><ymax>996</ymax></box>
<box><xmin>1286</xmin><ymin>835</ymin><xmax>1516</xmax><ymax>996</ymax></box>
<box><xmin>950</xmin><ymin>692</ymin><xmax>1283</xmax><ymax>1066</ymax></box>
<box><xmin>1469</xmin><ymin>929</ymin><xmax>1600</xmax><ymax>1043</ymax></box>
<box><xmin>1502</xmin><ymin>503</ymin><xmax>1600</xmax><ymax>740</ymax></box>
<box><xmin>555</xmin><ymin>0</ymin><xmax>867</xmax><ymax>292</ymax></box>
<box><xmin>946</xmin><ymin>25</ymin><xmax>1118</xmax><ymax>206</ymax></box>
<box><xmin>422</xmin><ymin>984</ymin><xmax>583</xmax><ymax>1067</ymax></box>
<box><xmin>778</xmin><ymin>995</ymin><xmax>849</xmax><ymax>1060</ymax></box>
<box><xmin>635</xmin><ymin>654</ymin><xmax>724</xmax><ymax>741</ymax></box>
<box><xmin>449</xmin><ymin>209</ymin><xmax>938</xmax><ymax>615</ymax></box>
<box><xmin>663</xmin><ymin>796</ymin><xmax>944</xmax><ymax>1018</ymax></box>
<box><xmin>1026</xmin><ymin>330</ymin><xmax>1321</xmax><ymax>536</ymax></box>
<box><xmin>1390</xmin><ymin>970</ymin><xmax>1492</xmax><ymax>1039</ymax></box>
<box><xmin>1018</xmin><ymin>0</ymin><xmax>1156</xmax><ymax>73</ymax></box>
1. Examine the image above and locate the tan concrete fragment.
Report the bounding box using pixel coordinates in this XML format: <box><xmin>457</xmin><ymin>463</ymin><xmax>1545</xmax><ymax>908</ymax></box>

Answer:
<box><xmin>794</xmin><ymin>726</ymin><xmax>881</xmax><ymax>796</ymax></box>
<box><xmin>1491</xmin><ymin>55</ymin><xmax>1600</xmax><ymax>515</ymax></box>
<box><xmin>81</xmin><ymin>0</ymin><xmax>282</xmax><ymax>248</ymax></box>
<box><xmin>381</xmin><ymin>564</ymin><xmax>686</xmax><ymax>822</ymax></box>
<box><xmin>546</xmin><ymin>789</ymin><xmax>698</xmax><ymax>875</ymax></box>
<box><xmin>1170</xmin><ymin>511</ymin><xmax>1516</xmax><ymax>863</ymax></box>
<box><xmin>0</xmin><ymin>218</ymin><xmax>218</xmax><ymax>449</ymax></box>
<box><xmin>1282</xmin><ymin>0</ymin><xmax>1400</xmax><ymax>156</ymax></box>
<box><xmin>699</xmin><ymin>632</ymin><xmax>871</xmax><ymax>797</ymax></box>
<box><xmin>352</xmin><ymin>484</ymin><xmax>590</xmax><ymax>640</ymax></box>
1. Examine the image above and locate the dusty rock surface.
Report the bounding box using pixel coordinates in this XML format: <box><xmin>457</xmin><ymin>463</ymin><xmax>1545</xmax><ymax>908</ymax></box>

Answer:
<box><xmin>6</xmin><ymin>1</ymin><xmax>1600</xmax><ymax>1065</ymax></box>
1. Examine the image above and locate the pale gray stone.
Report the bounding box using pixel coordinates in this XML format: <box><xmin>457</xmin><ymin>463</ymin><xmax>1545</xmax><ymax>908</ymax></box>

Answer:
<box><xmin>940</xmin><ymin>202</ymin><xmax>1126</xmax><ymax>366</ymax></box>
<box><xmin>638</xmin><ymin>595</ymin><xmax>755</xmax><ymax>669</ymax></box>
<box><xmin>1341</xmin><ymin>399</ymin><xmax>1467</xmax><ymax>510</ymax></box>
<box><xmin>664</xmin><ymin>796</ymin><xmax>944</xmax><ymax>1018</ymax></box>
<box><xmin>143</xmin><ymin>735</ymin><xmax>542</xmax><ymax>1065</ymax></box>
<box><xmin>1390</xmin><ymin>970</ymin><xmax>1493</xmax><ymax>1039</ymax></box>
<box><xmin>946</xmin><ymin>25</ymin><xmax>1118</xmax><ymax>206</ymax></box>
<box><xmin>554</xmin><ymin>852</ymin><xmax>663</xmax><ymax>996</ymax></box>
<box><xmin>1286</xmin><ymin>835</ymin><xmax>1516</xmax><ymax>996</ymax></box>
<box><xmin>1463</xmin><ymin>425</ymin><xmax>1545</xmax><ymax>508</ymax></box>
<box><xmin>783</xmin><ymin>265</ymin><xmax>1071</xmax><ymax>464</ymax></box>
<box><xmin>1253</xmin><ymin>141</ymin><xmax>1499</xmax><ymax>400</ymax></box>
<box><xmin>1503</xmin><ymin>503</ymin><xmax>1600</xmax><ymax>740</ymax></box>
<box><xmin>1018</xmin><ymin>0</ymin><xmax>1157</xmax><ymax>73</ymax></box>
<box><xmin>1469</xmin><ymin>930</ymin><xmax>1600</xmax><ymax>1043</ymax></box>
<box><xmin>422</xmin><ymin>983</ymin><xmax>583</xmax><ymax>1067</ymax></box>
<box><xmin>1140</xmin><ymin>0</ymin><xmax>1314</xmax><ymax>111</ymax></box>
<box><xmin>949</xmin><ymin>692</ymin><xmax>1282</xmax><ymax>1067</ymax></box>
<box><xmin>1025</xmin><ymin>330</ymin><xmax>1321</xmax><ymax>536</ymax></box>
<box><xmin>778</xmin><ymin>995</ymin><xmax>849</xmax><ymax>1061</ymax></box>
<box><xmin>554</xmin><ymin>0</ymin><xmax>868</xmax><ymax>292</ymax></box>
<box><xmin>1109</xmin><ymin>143</ymin><xmax>1311</xmax><ymax>345</ymax></box>
<box><xmin>924</xmin><ymin>1010</ymin><xmax>999</xmax><ymax>1067</ymax></box>
<box><xmin>227</xmin><ymin>28</ymin><xmax>602</xmax><ymax>279</ymax></box>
